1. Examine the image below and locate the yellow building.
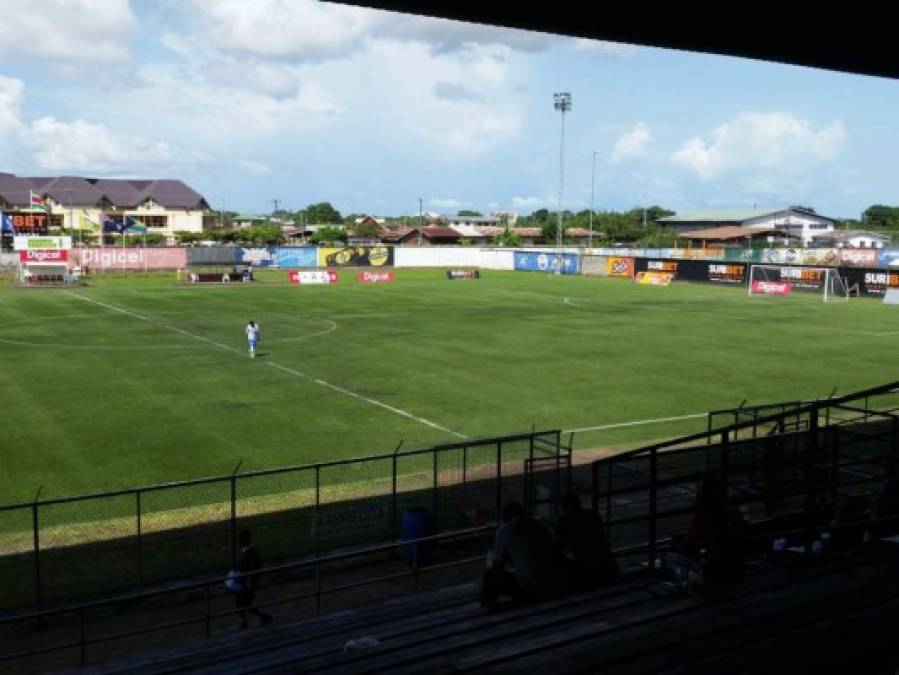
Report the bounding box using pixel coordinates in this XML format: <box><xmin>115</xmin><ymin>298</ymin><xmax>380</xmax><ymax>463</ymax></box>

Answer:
<box><xmin>0</xmin><ymin>173</ymin><xmax>210</xmax><ymax>242</ymax></box>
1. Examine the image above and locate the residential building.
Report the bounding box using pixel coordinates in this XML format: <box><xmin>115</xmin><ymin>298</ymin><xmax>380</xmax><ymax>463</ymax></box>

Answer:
<box><xmin>809</xmin><ymin>229</ymin><xmax>890</xmax><ymax>249</ymax></box>
<box><xmin>657</xmin><ymin>207</ymin><xmax>837</xmax><ymax>245</ymax></box>
<box><xmin>0</xmin><ymin>172</ymin><xmax>209</xmax><ymax>242</ymax></box>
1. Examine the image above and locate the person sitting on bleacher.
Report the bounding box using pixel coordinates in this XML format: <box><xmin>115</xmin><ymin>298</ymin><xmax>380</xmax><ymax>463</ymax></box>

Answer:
<box><xmin>669</xmin><ymin>479</ymin><xmax>745</xmax><ymax>592</ymax></box>
<box><xmin>480</xmin><ymin>502</ymin><xmax>557</xmax><ymax>609</ymax></box>
<box><xmin>867</xmin><ymin>477</ymin><xmax>899</xmax><ymax>542</ymax></box>
<box><xmin>554</xmin><ymin>490</ymin><xmax>617</xmax><ymax>591</ymax></box>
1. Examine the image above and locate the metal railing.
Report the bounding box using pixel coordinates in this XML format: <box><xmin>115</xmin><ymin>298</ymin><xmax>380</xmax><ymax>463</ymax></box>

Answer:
<box><xmin>592</xmin><ymin>381</ymin><xmax>899</xmax><ymax>572</ymax></box>
<box><xmin>0</xmin><ymin>429</ymin><xmax>570</xmax><ymax>611</ymax></box>
<box><xmin>0</xmin><ymin>525</ymin><xmax>497</xmax><ymax>668</ymax></box>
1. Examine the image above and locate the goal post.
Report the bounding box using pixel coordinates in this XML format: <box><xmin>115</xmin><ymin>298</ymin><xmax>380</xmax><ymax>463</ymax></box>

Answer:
<box><xmin>747</xmin><ymin>264</ymin><xmax>849</xmax><ymax>302</ymax></box>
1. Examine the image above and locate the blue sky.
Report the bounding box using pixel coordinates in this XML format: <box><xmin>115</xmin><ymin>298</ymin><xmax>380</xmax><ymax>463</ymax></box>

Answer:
<box><xmin>1</xmin><ymin>0</ymin><xmax>898</xmax><ymax>219</ymax></box>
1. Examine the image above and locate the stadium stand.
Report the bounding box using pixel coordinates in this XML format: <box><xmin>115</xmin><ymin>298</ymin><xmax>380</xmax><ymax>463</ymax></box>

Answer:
<box><xmin>4</xmin><ymin>381</ymin><xmax>899</xmax><ymax>673</ymax></box>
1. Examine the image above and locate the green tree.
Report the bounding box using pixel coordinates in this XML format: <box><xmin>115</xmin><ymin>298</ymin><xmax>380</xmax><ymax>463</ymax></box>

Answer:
<box><xmin>310</xmin><ymin>226</ymin><xmax>347</xmax><ymax>243</ymax></box>
<box><xmin>234</xmin><ymin>224</ymin><xmax>284</xmax><ymax>245</ymax></box>
<box><xmin>457</xmin><ymin>210</ymin><xmax>482</xmax><ymax>217</ymax></box>
<box><xmin>493</xmin><ymin>228</ymin><xmax>521</xmax><ymax>246</ymax></box>
<box><xmin>532</xmin><ymin>208</ymin><xmax>550</xmax><ymax>222</ymax></box>
<box><xmin>175</xmin><ymin>231</ymin><xmax>205</xmax><ymax>244</ymax></box>
<box><xmin>304</xmin><ymin>202</ymin><xmax>343</xmax><ymax>224</ymax></box>
<box><xmin>352</xmin><ymin>220</ymin><xmax>383</xmax><ymax>239</ymax></box>
<box><xmin>863</xmin><ymin>205</ymin><xmax>899</xmax><ymax>228</ymax></box>
<box><xmin>541</xmin><ymin>220</ymin><xmax>568</xmax><ymax>244</ymax></box>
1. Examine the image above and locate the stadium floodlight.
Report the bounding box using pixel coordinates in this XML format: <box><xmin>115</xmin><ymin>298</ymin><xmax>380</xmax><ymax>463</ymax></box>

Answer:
<box><xmin>589</xmin><ymin>150</ymin><xmax>597</xmax><ymax>250</ymax></box>
<box><xmin>553</xmin><ymin>92</ymin><xmax>571</xmax><ymax>274</ymax></box>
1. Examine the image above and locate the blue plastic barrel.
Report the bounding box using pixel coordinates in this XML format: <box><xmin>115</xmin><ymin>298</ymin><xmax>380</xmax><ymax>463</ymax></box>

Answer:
<box><xmin>401</xmin><ymin>507</ymin><xmax>433</xmax><ymax>565</ymax></box>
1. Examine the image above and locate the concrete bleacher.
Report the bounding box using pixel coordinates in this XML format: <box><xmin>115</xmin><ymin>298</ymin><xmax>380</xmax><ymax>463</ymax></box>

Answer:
<box><xmin>70</xmin><ymin>543</ymin><xmax>899</xmax><ymax>675</ymax></box>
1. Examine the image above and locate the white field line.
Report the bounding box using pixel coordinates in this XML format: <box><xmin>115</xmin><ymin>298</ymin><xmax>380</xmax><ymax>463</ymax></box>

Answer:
<box><xmin>267</xmin><ymin>361</ymin><xmax>465</xmax><ymax>438</ymax></box>
<box><xmin>64</xmin><ymin>291</ymin><xmax>466</xmax><ymax>439</ymax></box>
<box><xmin>565</xmin><ymin>412</ymin><xmax>708</xmax><ymax>434</ymax></box>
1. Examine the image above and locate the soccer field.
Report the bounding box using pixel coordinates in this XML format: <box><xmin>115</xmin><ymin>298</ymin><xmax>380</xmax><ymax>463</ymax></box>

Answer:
<box><xmin>0</xmin><ymin>268</ymin><xmax>895</xmax><ymax>503</ymax></box>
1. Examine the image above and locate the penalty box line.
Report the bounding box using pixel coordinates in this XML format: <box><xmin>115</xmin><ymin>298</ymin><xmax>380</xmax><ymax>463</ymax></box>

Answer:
<box><xmin>64</xmin><ymin>291</ymin><xmax>467</xmax><ymax>440</ymax></box>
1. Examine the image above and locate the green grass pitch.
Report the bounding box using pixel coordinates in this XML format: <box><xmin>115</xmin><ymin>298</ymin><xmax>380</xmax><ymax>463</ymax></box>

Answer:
<box><xmin>0</xmin><ymin>268</ymin><xmax>896</xmax><ymax>504</ymax></box>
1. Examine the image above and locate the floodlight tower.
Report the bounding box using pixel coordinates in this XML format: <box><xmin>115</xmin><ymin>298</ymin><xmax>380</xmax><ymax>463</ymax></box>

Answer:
<box><xmin>554</xmin><ymin>92</ymin><xmax>572</xmax><ymax>274</ymax></box>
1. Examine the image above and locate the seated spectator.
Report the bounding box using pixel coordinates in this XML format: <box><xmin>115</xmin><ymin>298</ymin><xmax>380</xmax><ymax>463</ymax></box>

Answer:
<box><xmin>554</xmin><ymin>490</ymin><xmax>617</xmax><ymax>591</ymax></box>
<box><xmin>670</xmin><ymin>478</ymin><xmax>745</xmax><ymax>591</ymax></box>
<box><xmin>867</xmin><ymin>477</ymin><xmax>899</xmax><ymax>542</ymax></box>
<box><xmin>480</xmin><ymin>502</ymin><xmax>557</xmax><ymax>609</ymax></box>
<box><xmin>829</xmin><ymin>495</ymin><xmax>869</xmax><ymax>552</ymax></box>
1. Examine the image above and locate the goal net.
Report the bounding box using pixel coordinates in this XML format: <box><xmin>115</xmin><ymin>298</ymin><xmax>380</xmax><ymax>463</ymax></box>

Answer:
<box><xmin>748</xmin><ymin>265</ymin><xmax>849</xmax><ymax>302</ymax></box>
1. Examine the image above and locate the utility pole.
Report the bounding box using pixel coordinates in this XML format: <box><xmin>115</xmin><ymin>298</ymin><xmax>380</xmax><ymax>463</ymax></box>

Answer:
<box><xmin>589</xmin><ymin>150</ymin><xmax>597</xmax><ymax>249</ymax></box>
<box><xmin>418</xmin><ymin>198</ymin><xmax>423</xmax><ymax>246</ymax></box>
<box><xmin>553</xmin><ymin>92</ymin><xmax>572</xmax><ymax>275</ymax></box>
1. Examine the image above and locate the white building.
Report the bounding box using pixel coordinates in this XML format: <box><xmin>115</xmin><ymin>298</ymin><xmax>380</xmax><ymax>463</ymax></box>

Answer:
<box><xmin>657</xmin><ymin>207</ymin><xmax>838</xmax><ymax>246</ymax></box>
<box><xmin>0</xmin><ymin>173</ymin><xmax>209</xmax><ymax>242</ymax></box>
<box><xmin>809</xmin><ymin>229</ymin><xmax>890</xmax><ymax>249</ymax></box>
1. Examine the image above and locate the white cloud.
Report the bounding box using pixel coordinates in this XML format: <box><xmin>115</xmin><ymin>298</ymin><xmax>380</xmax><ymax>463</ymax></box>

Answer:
<box><xmin>573</xmin><ymin>39</ymin><xmax>638</xmax><ymax>58</ymax></box>
<box><xmin>236</xmin><ymin>160</ymin><xmax>273</xmax><ymax>176</ymax></box>
<box><xmin>0</xmin><ymin>0</ymin><xmax>135</xmax><ymax>62</ymax></box>
<box><xmin>512</xmin><ymin>195</ymin><xmax>555</xmax><ymax>210</ymax></box>
<box><xmin>611</xmin><ymin>122</ymin><xmax>652</xmax><ymax>163</ymax></box>
<box><xmin>0</xmin><ymin>75</ymin><xmax>25</xmax><ymax>139</ymax></box>
<box><xmin>433</xmin><ymin>81</ymin><xmax>483</xmax><ymax>102</ymax></box>
<box><xmin>183</xmin><ymin>0</ymin><xmax>557</xmax><ymax>62</ymax></box>
<box><xmin>430</xmin><ymin>198</ymin><xmax>473</xmax><ymax>210</ymax></box>
<box><xmin>24</xmin><ymin>116</ymin><xmax>207</xmax><ymax>172</ymax></box>
<box><xmin>671</xmin><ymin>112</ymin><xmax>846</xmax><ymax>180</ymax></box>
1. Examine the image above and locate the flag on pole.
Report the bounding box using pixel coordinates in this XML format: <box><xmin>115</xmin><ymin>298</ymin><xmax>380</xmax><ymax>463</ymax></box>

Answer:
<box><xmin>101</xmin><ymin>214</ymin><xmax>124</xmax><ymax>233</ymax></box>
<box><xmin>80</xmin><ymin>214</ymin><xmax>100</xmax><ymax>231</ymax></box>
<box><xmin>29</xmin><ymin>191</ymin><xmax>48</xmax><ymax>211</ymax></box>
<box><xmin>125</xmin><ymin>216</ymin><xmax>147</xmax><ymax>234</ymax></box>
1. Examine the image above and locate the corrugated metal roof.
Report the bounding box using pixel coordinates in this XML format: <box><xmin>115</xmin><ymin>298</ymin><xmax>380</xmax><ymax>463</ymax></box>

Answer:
<box><xmin>657</xmin><ymin>208</ymin><xmax>786</xmax><ymax>223</ymax></box>
<box><xmin>658</xmin><ymin>207</ymin><xmax>838</xmax><ymax>224</ymax></box>
<box><xmin>0</xmin><ymin>173</ymin><xmax>208</xmax><ymax>209</ymax></box>
<box><xmin>679</xmin><ymin>225</ymin><xmax>788</xmax><ymax>240</ymax></box>
<box><xmin>450</xmin><ymin>224</ymin><xmax>488</xmax><ymax>237</ymax></box>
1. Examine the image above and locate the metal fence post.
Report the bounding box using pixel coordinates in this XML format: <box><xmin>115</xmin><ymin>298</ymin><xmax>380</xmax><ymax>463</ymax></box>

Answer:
<box><xmin>314</xmin><ymin>466</ymin><xmax>321</xmax><ymax>556</ymax></box>
<box><xmin>806</xmin><ymin>402</ymin><xmax>821</xmax><ymax>545</ymax></box>
<box><xmin>136</xmin><ymin>490</ymin><xmax>143</xmax><ymax>586</ymax></box>
<box><xmin>391</xmin><ymin>455</ymin><xmax>398</xmax><ymax>543</ymax></box>
<box><xmin>648</xmin><ymin>449</ymin><xmax>658</xmax><ymax>573</ymax></box>
<box><xmin>32</xmin><ymin>503</ymin><xmax>41</xmax><ymax>611</ymax></box>
<box><xmin>496</xmin><ymin>441</ymin><xmax>503</xmax><ymax>521</ymax></box>
<box><xmin>230</xmin><ymin>476</ymin><xmax>238</xmax><ymax>569</ymax></box>
<box><xmin>721</xmin><ymin>430</ymin><xmax>730</xmax><ymax>491</ymax></box>
<box><xmin>889</xmin><ymin>417</ymin><xmax>898</xmax><ymax>478</ymax></box>
<box><xmin>432</xmin><ymin>450</ymin><xmax>439</xmax><ymax>534</ymax></box>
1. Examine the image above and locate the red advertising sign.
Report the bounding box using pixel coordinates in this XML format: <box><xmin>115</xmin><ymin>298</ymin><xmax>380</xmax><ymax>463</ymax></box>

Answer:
<box><xmin>357</xmin><ymin>270</ymin><xmax>395</xmax><ymax>284</ymax></box>
<box><xmin>751</xmin><ymin>280</ymin><xmax>792</xmax><ymax>295</ymax></box>
<box><xmin>289</xmin><ymin>270</ymin><xmax>338</xmax><ymax>285</ymax></box>
<box><xmin>20</xmin><ymin>249</ymin><xmax>67</xmax><ymax>262</ymax></box>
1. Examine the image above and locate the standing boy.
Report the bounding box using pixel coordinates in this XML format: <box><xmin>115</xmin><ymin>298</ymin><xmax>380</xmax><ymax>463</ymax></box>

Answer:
<box><xmin>245</xmin><ymin>320</ymin><xmax>260</xmax><ymax>358</ymax></box>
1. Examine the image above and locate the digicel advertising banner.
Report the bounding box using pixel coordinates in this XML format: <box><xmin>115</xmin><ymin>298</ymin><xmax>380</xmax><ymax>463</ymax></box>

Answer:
<box><xmin>20</xmin><ymin>249</ymin><xmax>67</xmax><ymax>262</ymax></box>
<box><xmin>751</xmin><ymin>280</ymin><xmax>792</xmax><ymax>295</ymax></box>
<box><xmin>289</xmin><ymin>270</ymin><xmax>338</xmax><ymax>285</ymax></box>
<box><xmin>357</xmin><ymin>270</ymin><xmax>395</xmax><ymax>283</ymax></box>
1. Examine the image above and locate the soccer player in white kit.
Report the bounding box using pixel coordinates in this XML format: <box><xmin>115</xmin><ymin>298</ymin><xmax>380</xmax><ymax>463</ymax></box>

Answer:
<box><xmin>245</xmin><ymin>320</ymin><xmax>260</xmax><ymax>358</ymax></box>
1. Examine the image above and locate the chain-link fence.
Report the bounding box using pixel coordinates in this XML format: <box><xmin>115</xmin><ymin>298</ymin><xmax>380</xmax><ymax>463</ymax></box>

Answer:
<box><xmin>0</xmin><ymin>430</ymin><xmax>569</xmax><ymax>612</ymax></box>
